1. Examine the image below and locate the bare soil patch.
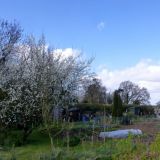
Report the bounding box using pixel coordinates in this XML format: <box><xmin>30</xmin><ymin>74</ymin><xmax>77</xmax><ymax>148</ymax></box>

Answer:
<box><xmin>119</xmin><ymin>119</ymin><xmax>160</xmax><ymax>144</ymax></box>
<box><xmin>120</xmin><ymin>119</ymin><xmax>160</xmax><ymax>136</ymax></box>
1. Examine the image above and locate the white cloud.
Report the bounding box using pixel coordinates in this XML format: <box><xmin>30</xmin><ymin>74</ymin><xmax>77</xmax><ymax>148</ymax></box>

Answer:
<box><xmin>97</xmin><ymin>21</ymin><xmax>105</xmax><ymax>31</ymax></box>
<box><xmin>97</xmin><ymin>59</ymin><xmax>160</xmax><ymax>104</ymax></box>
<box><xmin>53</xmin><ymin>48</ymin><xmax>81</xmax><ymax>59</ymax></box>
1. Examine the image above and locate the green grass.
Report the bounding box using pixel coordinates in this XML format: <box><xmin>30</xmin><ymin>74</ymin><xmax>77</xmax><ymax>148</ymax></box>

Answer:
<box><xmin>1</xmin><ymin>119</ymin><xmax>160</xmax><ymax>160</ymax></box>
<box><xmin>0</xmin><ymin>123</ymin><xmax>119</xmax><ymax>160</ymax></box>
<box><xmin>0</xmin><ymin>130</ymin><xmax>146</xmax><ymax>160</ymax></box>
<box><xmin>0</xmin><ymin>129</ymin><xmax>51</xmax><ymax>160</ymax></box>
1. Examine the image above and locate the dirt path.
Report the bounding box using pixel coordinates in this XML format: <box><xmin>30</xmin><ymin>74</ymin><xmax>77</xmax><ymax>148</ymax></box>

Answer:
<box><xmin>120</xmin><ymin>119</ymin><xmax>160</xmax><ymax>136</ymax></box>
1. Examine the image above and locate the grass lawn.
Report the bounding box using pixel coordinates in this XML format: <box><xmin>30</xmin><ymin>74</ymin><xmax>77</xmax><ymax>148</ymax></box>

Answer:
<box><xmin>1</xmin><ymin>118</ymin><xmax>160</xmax><ymax>160</ymax></box>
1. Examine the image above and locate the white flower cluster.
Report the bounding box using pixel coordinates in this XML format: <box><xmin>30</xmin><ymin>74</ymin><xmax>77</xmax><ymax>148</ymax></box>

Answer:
<box><xmin>0</xmin><ymin>36</ymin><xmax>92</xmax><ymax>128</ymax></box>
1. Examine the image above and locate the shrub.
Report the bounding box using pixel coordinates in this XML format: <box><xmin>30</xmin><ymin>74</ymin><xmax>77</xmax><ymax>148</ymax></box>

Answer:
<box><xmin>123</xmin><ymin>104</ymin><xmax>155</xmax><ymax>116</ymax></box>
<box><xmin>0</xmin><ymin>130</ymin><xmax>24</xmax><ymax>147</ymax></box>
<box><xmin>112</xmin><ymin>91</ymin><xmax>123</xmax><ymax>117</ymax></box>
<box><xmin>74</xmin><ymin>103</ymin><xmax>112</xmax><ymax>114</ymax></box>
<box><xmin>63</xmin><ymin>136</ymin><xmax>81</xmax><ymax>147</ymax></box>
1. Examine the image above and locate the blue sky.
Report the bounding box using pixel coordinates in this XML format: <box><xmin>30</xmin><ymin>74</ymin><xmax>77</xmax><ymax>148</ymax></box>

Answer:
<box><xmin>1</xmin><ymin>0</ymin><xmax>160</xmax><ymax>69</ymax></box>
<box><xmin>1</xmin><ymin>0</ymin><xmax>160</xmax><ymax>103</ymax></box>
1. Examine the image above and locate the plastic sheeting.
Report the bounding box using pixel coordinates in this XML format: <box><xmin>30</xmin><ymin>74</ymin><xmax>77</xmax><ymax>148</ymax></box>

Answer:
<box><xmin>99</xmin><ymin>129</ymin><xmax>142</xmax><ymax>138</ymax></box>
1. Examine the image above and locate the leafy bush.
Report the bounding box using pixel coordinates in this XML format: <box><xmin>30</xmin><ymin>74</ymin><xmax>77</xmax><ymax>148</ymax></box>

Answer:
<box><xmin>0</xmin><ymin>130</ymin><xmax>6</xmax><ymax>146</ymax></box>
<box><xmin>63</xmin><ymin>136</ymin><xmax>81</xmax><ymax>147</ymax></box>
<box><xmin>74</xmin><ymin>103</ymin><xmax>112</xmax><ymax>114</ymax></box>
<box><xmin>0</xmin><ymin>130</ymin><xmax>24</xmax><ymax>147</ymax></box>
<box><xmin>8</xmin><ymin>130</ymin><xmax>24</xmax><ymax>146</ymax></box>
<box><xmin>124</xmin><ymin>104</ymin><xmax>155</xmax><ymax>116</ymax></box>
<box><xmin>121</xmin><ymin>112</ymin><xmax>134</xmax><ymax>125</ymax></box>
<box><xmin>112</xmin><ymin>91</ymin><xmax>123</xmax><ymax>117</ymax></box>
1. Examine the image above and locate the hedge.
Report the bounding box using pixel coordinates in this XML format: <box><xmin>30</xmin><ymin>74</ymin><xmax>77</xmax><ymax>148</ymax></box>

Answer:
<box><xmin>74</xmin><ymin>103</ymin><xmax>155</xmax><ymax>115</ymax></box>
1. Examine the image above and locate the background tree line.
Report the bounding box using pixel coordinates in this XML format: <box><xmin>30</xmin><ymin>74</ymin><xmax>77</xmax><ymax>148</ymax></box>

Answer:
<box><xmin>83</xmin><ymin>79</ymin><xmax>150</xmax><ymax>105</ymax></box>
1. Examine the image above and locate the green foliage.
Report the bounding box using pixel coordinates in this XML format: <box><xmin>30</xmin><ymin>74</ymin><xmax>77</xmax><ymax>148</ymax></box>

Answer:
<box><xmin>10</xmin><ymin>145</ymin><xmax>17</xmax><ymax>160</ymax></box>
<box><xmin>118</xmin><ymin>94</ymin><xmax>123</xmax><ymax>116</ymax></box>
<box><xmin>2</xmin><ymin>130</ymin><xmax>160</xmax><ymax>159</ymax></box>
<box><xmin>38</xmin><ymin>153</ymin><xmax>58</xmax><ymax>160</ymax></box>
<box><xmin>7</xmin><ymin>131</ymin><xmax>24</xmax><ymax>146</ymax></box>
<box><xmin>2</xmin><ymin>120</ymin><xmax>160</xmax><ymax>159</ymax></box>
<box><xmin>75</xmin><ymin>103</ymin><xmax>112</xmax><ymax>114</ymax></box>
<box><xmin>63</xmin><ymin>136</ymin><xmax>81</xmax><ymax>147</ymax></box>
<box><xmin>83</xmin><ymin>78</ymin><xmax>107</xmax><ymax>104</ymax></box>
<box><xmin>123</xmin><ymin>104</ymin><xmax>155</xmax><ymax>116</ymax></box>
<box><xmin>150</xmin><ymin>133</ymin><xmax>160</xmax><ymax>154</ymax></box>
<box><xmin>76</xmin><ymin>103</ymin><xmax>154</xmax><ymax>117</ymax></box>
<box><xmin>112</xmin><ymin>91</ymin><xmax>123</xmax><ymax>117</ymax></box>
<box><xmin>0</xmin><ymin>130</ymin><xmax>24</xmax><ymax>147</ymax></box>
<box><xmin>112</xmin><ymin>91</ymin><xmax>118</xmax><ymax>117</ymax></box>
